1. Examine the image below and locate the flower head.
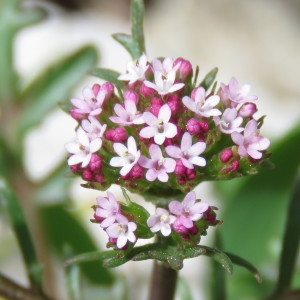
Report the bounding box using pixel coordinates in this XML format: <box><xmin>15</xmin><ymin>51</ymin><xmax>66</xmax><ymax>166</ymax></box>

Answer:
<box><xmin>110</xmin><ymin>136</ymin><xmax>141</xmax><ymax>176</ymax></box>
<box><xmin>95</xmin><ymin>192</ymin><xmax>122</xmax><ymax>228</ymax></box>
<box><xmin>231</xmin><ymin>119</ymin><xmax>270</xmax><ymax>159</ymax></box>
<box><xmin>169</xmin><ymin>191</ymin><xmax>209</xmax><ymax>229</ymax></box>
<box><xmin>183</xmin><ymin>87</ymin><xmax>221</xmax><ymax>118</ymax></box>
<box><xmin>165</xmin><ymin>132</ymin><xmax>206</xmax><ymax>169</ymax></box>
<box><xmin>105</xmin><ymin>215</ymin><xmax>137</xmax><ymax>249</ymax></box>
<box><xmin>147</xmin><ymin>208</ymin><xmax>176</xmax><ymax>236</ymax></box>
<box><xmin>118</xmin><ymin>53</ymin><xmax>149</xmax><ymax>84</ymax></box>
<box><xmin>140</xmin><ymin>104</ymin><xmax>177</xmax><ymax>145</ymax></box>
<box><xmin>214</xmin><ymin>107</ymin><xmax>243</xmax><ymax>134</ymax></box>
<box><xmin>139</xmin><ymin>144</ymin><xmax>176</xmax><ymax>182</ymax></box>
<box><xmin>65</xmin><ymin>127</ymin><xmax>102</xmax><ymax>167</ymax></box>
<box><xmin>220</xmin><ymin>77</ymin><xmax>257</xmax><ymax>107</ymax></box>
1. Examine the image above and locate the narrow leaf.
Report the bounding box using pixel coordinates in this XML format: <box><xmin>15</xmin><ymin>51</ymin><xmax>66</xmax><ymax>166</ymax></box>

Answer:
<box><xmin>201</xmin><ymin>245</ymin><xmax>233</xmax><ymax>275</ymax></box>
<box><xmin>225</xmin><ymin>252</ymin><xmax>262</xmax><ymax>283</ymax></box>
<box><xmin>17</xmin><ymin>46</ymin><xmax>98</xmax><ymax>140</ymax></box>
<box><xmin>0</xmin><ymin>178</ymin><xmax>43</xmax><ymax>294</ymax></box>
<box><xmin>40</xmin><ymin>204</ymin><xmax>114</xmax><ymax>285</ymax></box>
<box><xmin>199</xmin><ymin>67</ymin><xmax>218</xmax><ymax>90</ymax></box>
<box><xmin>90</xmin><ymin>68</ymin><xmax>124</xmax><ymax>89</ymax></box>
<box><xmin>273</xmin><ymin>168</ymin><xmax>300</xmax><ymax>296</ymax></box>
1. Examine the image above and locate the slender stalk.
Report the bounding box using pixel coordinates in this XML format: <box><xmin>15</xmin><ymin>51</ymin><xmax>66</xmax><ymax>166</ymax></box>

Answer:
<box><xmin>148</xmin><ymin>260</ymin><xmax>178</xmax><ymax>300</ymax></box>
<box><xmin>0</xmin><ymin>272</ymin><xmax>51</xmax><ymax>300</ymax></box>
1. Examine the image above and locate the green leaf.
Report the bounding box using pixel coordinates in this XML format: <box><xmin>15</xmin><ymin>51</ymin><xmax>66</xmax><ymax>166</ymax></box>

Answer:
<box><xmin>215</xmin><ymin>123</ymin><xmax>300</xmax><ymax>298</ymax></box>
<box><xmin>199</xmin><ymin>67</ymin><xmax>218</xmax><ymax>90</ymax></box>
<box><xmin>90</xmin><ymin>68</ymin><xmax>125</xmax><ymax>89</ymax></box>
<box><xmin>0</xmin><ymin>178</ymin><xmax>43</xmax><ymax>294</ymax></box>
<box><xmin>112</xmin><ymin>0</ymin><xmax>145</xmax><ymax>59</ymax></box>
<box><xmin>40</xmin><ymin>204</ymin><xmax>114</xmax><ymax>285</ymax></box>
<box><xmin>273</xmin><ymin>169</ymin><xmax>300</xmax><ymax>297</ymax></box>
<box><xmin>225</xmin><ymin>252</ymin><xmax>262</xmax><ymax>283</ymax></box>
<box><xmin>0</xmin><ymin>0</ymin><xmax>46</xmax><ymax>102</ymax></box>
<box><xmin>17</xmin><ymin>46</ymin><xmax>98</xmax><ymax>140</ymax></box>
<box><xmin>201</xmin><ymin>246</ymin><xmax>233</xmax><ymax>275</ymax></box>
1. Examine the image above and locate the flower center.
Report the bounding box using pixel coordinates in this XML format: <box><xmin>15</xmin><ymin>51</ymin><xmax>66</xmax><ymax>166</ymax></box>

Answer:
<box><xmin>160</xmin><ymin>214</ymin><xmax>168</xmax><ymax>222</ymax></box>
<box><xmin>157</xmin><ymin>119</ymin><xmax>164</xmax><ymax>133</ymax></box>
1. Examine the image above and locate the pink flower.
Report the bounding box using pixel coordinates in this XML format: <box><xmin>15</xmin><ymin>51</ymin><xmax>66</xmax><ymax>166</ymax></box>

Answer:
<box><xmin>140</xmin><ymin>104</ymin><xmax>177</xmax><ymax>145</ymax></box>
<box><xmin>118</xmin><ymin>53</ymin><xmax>149</xmax><ymax>84</ymax></box>
<box><xmin>65</xmin><ymin>127</ymin><xmax>102</xmax><ymax>167</ymax></box>
<box><xmin>231</xmin><ymin>119</ymin><xmax>270</xmax><ymax>159</ymax></box>
<box><xmin>147</xmin><ymin>208</ymin><xmax>176</xmax><ymax>236</ymax></box>
<box><xmin>169</xmin><ymin>191</ymin><xmax>209</xmax><ymax>229</ymax></box>
<box><xmin>144</xmin><ymin>57</ymin><xmax>184</xmax><ymax>95</ymax></box>
<box><xmin>182</xmin><ymin>87</ymin><xmax>221</xmax><ymax>118</ymax></box>
<box><xmin>165</xmin><ymin>132</ymin><xmax>206</xmax><ymax>169</ymax></box>
<box><xmin>81</xmin><ymin>116</ymin><xmax>107</xmax><ymax>140</ymax></box>
<box><xmin>105</xmin><ymin>215</ymin><xmax>137</xmax><ymax>249</ymax></box>
<box><xmin>70</xmin><ymin>84</ymin><xmax>108</xmax><ymax>117</ymax></box>
<box><xmin>109</xmin><ymin>99</ymin><xmax>144</xmax><ymax>126</ymax></box>
<box><xmin>139</xmin><ymin>144</ymin><xmax>176</xmax><ymax>182</ymax></box>
<box><xmin>213</xmin><ymin>107</ymin><xmax>244</xmax><ymax>134</ymax></box>
<box><xmin>220</xmin><ymin>77</ymin><xmax>257</xmax><ymax>107</ymax></box>
<box><xmin>95</xmin><ymin>192</ymin><xmax>122</xmax><ymax>228</ymax></box>
<box><xmin>110</xmin><ymin>136</ymin><xmax>141</xmax><ymax>176</ymax></box>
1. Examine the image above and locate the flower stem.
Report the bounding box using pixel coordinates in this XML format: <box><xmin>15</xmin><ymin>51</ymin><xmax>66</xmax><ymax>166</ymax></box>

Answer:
<box><xmin>148</xmin><ymin>260</ymin><xmax>178</xmax><ymax>300</ymax></box>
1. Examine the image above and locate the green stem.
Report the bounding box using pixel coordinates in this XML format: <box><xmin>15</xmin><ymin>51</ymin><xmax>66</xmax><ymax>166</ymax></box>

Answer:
<box><xmin>0</xmin><ymin>271</ymin><xmax>51</xmax><ymax>300</ymax></box>
<box><xmin>0</xmin><ymin>178</ymin><xmax>45</xmax><ymax>296</ymax></box>
<box><xmin>148</xmin><ymin>260</ymin><xmax>178</xmax><ymax>300</ymax></box>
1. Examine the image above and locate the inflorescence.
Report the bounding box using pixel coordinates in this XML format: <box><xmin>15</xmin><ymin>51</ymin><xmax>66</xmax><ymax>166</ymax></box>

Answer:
<box><xmin>65</xmin><ymin>54</ymin><xmax>270</xmax><ymax>249</ymax></box>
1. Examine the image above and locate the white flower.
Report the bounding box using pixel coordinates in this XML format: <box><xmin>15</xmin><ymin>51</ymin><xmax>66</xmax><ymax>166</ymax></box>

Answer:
<box><xmin>105</xmin><ymin>215</ymin><xmax>137</xmax><ymax>249</ymax></box>
<box><xmin>147</xmin><ymin>208</ymin><xmax>176</xmax><ymax>236</ymax></box>
<box><xmin>183</xmin><ymin>87</ymin><xmax>221</xmax><ymax>118</ymax></box>
<box><xmin>118</xmin><ymin>53</ymin><xmax>149</xmax><ymax>84</ymax></box>
<box><xmin>214</xmin><ymin>107</ymin><xmax>244</xmax><ymax>134</ymax></box>
<box><xmin>81</xmin><ymin>116</ymin><xmax>107</xmax><ymax>139</ymax></box>
<box><xmin>110</xmin><ymin>136</ymin><xmax>141</xmax><ymax>176</ymax></box>
<box><xmin>109</xmin><ymin>99</ymin><xmax>144</xmax><ymax>126</ymax></box>
<box><xmin>65</xmin><ymin>127</ymin><xmax>102</xmax><ymax>167</ymax></box>
<box><xmin>165</xmin><ymin>132</ymin><xmax>206</xmax><ymax>169</ymax></box>
<box><xmin>139</xmin><ymin>104</ymin><xmax>177</xmax><ymax>145</ymax></box>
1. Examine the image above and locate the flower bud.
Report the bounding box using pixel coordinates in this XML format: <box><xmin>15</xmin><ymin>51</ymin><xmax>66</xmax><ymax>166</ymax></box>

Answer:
<box><xmin>105</xmin><ymin>127</ymin><xmax>128</xmax><ymax>142</ymax></box>
<box><xmin>186</xmin><ymin>118</ymin><xmax>201</xmax><ymax>135</ymax></box>
<box><xmin>140</xmin><ymin>82</ymin><xmax>155</xmax><ymax>97</ymax></box>
<box><xmin>174</xmin><ymin>57</ymin><xmax>192</xmax><ymax>81</ymax></box>
<box><xmin>167</xmin><ymin>95</ymin><xmax>180</xmax><ymax>114</ymax></box>
<box><xmin>173</xmin><ymin>218</ymin><xmax>189</xmax><ymax>234</ymax></box>
<box><xmin>82</xmin><ymin>168</ymin><xmax>94</xmax><ymax>181</ymax></box>
<box><xmin>124</xmin><ymin>90</ymin><xmax>139</xmax><ymax>104</ymax></box>
<box><xmin>100</xmin><ymin>82</ymin><xmax>114</xmax><ymax>98</ymax></box>
<box><xmin>174</xmin><ymin>159</ymin><xmax>187</xmax><ymax>175</ymax></box>
<box><xmin>239</xmin><ymin>102</ymin><xmax>257</xmax><ymax>118</ymax></box>
<box><xmin>89</xmin><ymin>154</ymin><xmax>102</xmax><ymax>171</ymax></box>
<box><xmin>219</xmin><ymin>148</ymin><xmax>233</xmax><ymax>163</ymax></box>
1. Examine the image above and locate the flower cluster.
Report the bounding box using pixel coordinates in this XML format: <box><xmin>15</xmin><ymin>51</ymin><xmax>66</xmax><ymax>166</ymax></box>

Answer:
<box><xmin>92</xmin><ymin>190</ymin><xmax>217</xmax><ymax>249</ymax></box>
<box><xmin>65</xmin><ymin>54</ymin><xmax>270</xmax><ymax>195</ymax></box>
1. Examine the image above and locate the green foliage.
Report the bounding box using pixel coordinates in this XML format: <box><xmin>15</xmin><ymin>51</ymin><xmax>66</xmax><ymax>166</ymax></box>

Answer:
<box><xmin>215</xmin><ymin>122</ymin><xmax>300</xmax><ymax>299</ymax></box>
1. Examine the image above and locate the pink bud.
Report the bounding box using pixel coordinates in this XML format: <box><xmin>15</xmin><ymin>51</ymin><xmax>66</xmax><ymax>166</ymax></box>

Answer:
<box><xmin>95</xmin><ymin>174</ymin><xmax>104</xmax><ymax>183</ymax></box>
<box><xmin>198</xmin><ymin>121</ymin><xmax>209</xmax><ymax>132</ymax></box>
<box><xmin>230</xmin><ymin>159</ymin><xmax>239</xmax><ymax>172</ymax></box>
<box><xmin>174</xmin><ymin>159</ymin><xmax>187</xmax><ymax>175</ymax></box>
<box><xmin>124</xmin><ymin>90</ymin><xmax>139</xmax><ymax>104</ymax></box>
<box><xmin>105</xmin><ymin>127</ymin><xmax>128</xmax><ymax>142</ymax></box>
<box><xmin>239</xmin><ymin>102</ymin><xmax>257</xmax><ymax>118</ymax></box>
<box><xmin>130</xmin><ymin>165</ymin><xmax>144</xmax><ymax>179</ymax></box>
<box><xmin>150</xmin><ymin>104</ymin><xmax>162</xmax><ymax>117</ymax></box>
<box><xmin>167</xmin><ymin>95</ymin><xmax>180</xmax><ymax>114</ymax></box>
<box><xmin>89</xmin><ymin>154</ymin><xmax>102</xmax><ymax>171</ymax></box>
<box><xmin>70</xmin><ymin>163</ymin><xmax>81</xmax><ymax>172</ymax></box>
<box><xmin>82</xmin><ymin>168</ymin><xmax>94</xmax><ymax>181</ymax></box>
<box><xmin>186</xmin><ymin>118</ymin><xmax>201</xmax><ymax>135</ymax></box>
<box><xmin>186</xmin><ymin>168</ymin><xmax>196</xmax><ymax>180</ymax></box>
<box><xmin>92</xmin><ymin>83</ymin><xmax>101</xmax><ymax>95</ymax></box>
<box><xmin>140</xmin><ymin>82</ymin><xmax>155</xmax><ymax>97</ymax></box>
<box><xmin>174</xmin><ymin>57</ymin><xmax>192</xmax><ymax>81</ymax></box>
<box><xmin>187</xmin><ymin>224</ymin><xmax>198</xmax><ymax>235</ymax></box>
<box><xmin>173</xmin><ymin>218</ymin><xmax>189</xmax><ymax>234</ymax></box>
<box><xmin>70</xmin><ymin>107</ymin><xmax>85</xmax><ymax>120</ymax></box>
<box><xmin>100</xmin><ymin>82</ymin><xmax>114</xmax><ymax>98</ymax></box>
<box><xmin>219</xmin><ymin>148</ymin><xmax>233</xmax><ymax>163</ymax></box>
<box><xmin>151</xmin><ymin>97</ymin><xmax>164</xmax><ymax>105</ymax></box>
